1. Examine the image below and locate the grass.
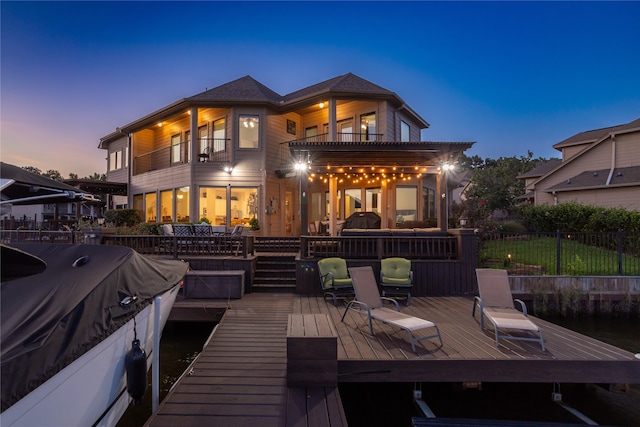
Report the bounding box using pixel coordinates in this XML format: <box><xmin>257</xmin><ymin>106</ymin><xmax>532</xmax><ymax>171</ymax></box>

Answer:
<box><xmin>479</xmin><ymin>235</ymin><xmax>640</xmax><ymax>276</ymax></box>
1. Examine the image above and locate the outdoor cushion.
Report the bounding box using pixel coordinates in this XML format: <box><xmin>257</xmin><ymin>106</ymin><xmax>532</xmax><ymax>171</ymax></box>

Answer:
<box><xmin>318</xmin><ymin>257</ymin><xmax>351</xmax><ymax>289</ymax></box>
<box><xmin>381</xmin><ymin>257</ymin><xmax>412</xmax><ymax>285</ymax></box>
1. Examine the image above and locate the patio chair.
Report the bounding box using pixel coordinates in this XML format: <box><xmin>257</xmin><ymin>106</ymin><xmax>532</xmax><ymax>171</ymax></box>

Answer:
<box><xmin>380</xmin><ymin>257</ymin><xmax>413</xmax><ymax>305</ymax></box>
<box><xmin>473</xmin><ymin>268</ymin><xmax>545</xmax><ymax>351</ymax></box>
<box><xmin>342</xmin><ymin>266</ymin><xmax>442</xmax><ymax>352</ymax></box>
<box><xmin>317</xmin><ymin>257</ymin><xmax>355</xmax><ymax>306</ymax></box>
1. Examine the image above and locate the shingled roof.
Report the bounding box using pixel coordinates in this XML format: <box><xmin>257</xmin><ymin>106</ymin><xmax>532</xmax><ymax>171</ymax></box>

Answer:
<box><xmin>545</xmin><ymin>165</ymin><xmax>640</xmax><ymax>192</ymax></box>
<box><xmin>517</xmin><ymin>158</ymin><xmax>562</xmax><ymax>179</ymax></box>
<box><xmin>281</xmin><ymin>73</ymin><xmax>394</xmax><ymax>102</ymax></box>
<box><xmin>187</xmin><ymin>75</ymin><xmax>283</xmax><ymax>104</ymax></box>
<box><xmin>553</xmin><ymin>117</ymin><xmax>640</xmax><ymax>150</ymax></box>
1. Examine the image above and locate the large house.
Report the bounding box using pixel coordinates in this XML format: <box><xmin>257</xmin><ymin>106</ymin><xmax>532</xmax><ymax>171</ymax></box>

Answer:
<box><xmin>99</xmin><ymin>73</ymin><xmax>473</xmax><ymax>236</ymax></box>
<box><xmin>518</xmin><ymin>117</ymin><xmax>640</xmax><ymax>211</ymax></box>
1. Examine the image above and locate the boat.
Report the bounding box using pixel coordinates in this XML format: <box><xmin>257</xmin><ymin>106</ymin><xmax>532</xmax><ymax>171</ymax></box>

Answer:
<box><xmin>0</xmin><ymin>162</ymin><xmax>189</xmax><ymax>426</ymax></box>
<box><xmin>0</xmin><ymin>243</ymin><xmax>188</xmax><ymax>427</ymax></box>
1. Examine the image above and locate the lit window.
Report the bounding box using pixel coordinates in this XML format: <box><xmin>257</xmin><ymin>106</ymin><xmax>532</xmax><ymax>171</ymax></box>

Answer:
<box><xmin>171</xmin><ymin>134</ymin><xmax>182</xmax><ymax>164</ymax></box>
<box><xmin>361</xmin><ymin>113</ymin><xmax>376</xmax><ymax>142</ymax></box>
<box><xmin>239</xmin><ymin>115</ymin><xmax>259</xmax><ymax>148</ymax></box>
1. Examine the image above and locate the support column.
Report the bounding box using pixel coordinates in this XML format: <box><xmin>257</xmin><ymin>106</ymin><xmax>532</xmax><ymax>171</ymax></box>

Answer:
<box><xmin>329</xmin><ymin>176</ymin><xmax>338</xmax><ymax>236</ymax></box>
<box><xmin>437</xmin><ymin>172</ymin><xmax>448</xmax><ymax>232</ymax></box>
<box><xmin>189</xmin><ymin>107</ymin><xmax>198</xmax><ymax>222</ymax></box>
<box><xmin>381</xmin><ymin>179</ymin><xmax>389</xmax><ymax>229</ymax></box>
<box><xmin>328</xmin><ymin>99</ymin><xmax>336</xmax><ymax>141</ymax></box>
<box><xmin>300</xmin><ymin>172</ymin><xmax>309</xmax><ymax>235</ymax></box>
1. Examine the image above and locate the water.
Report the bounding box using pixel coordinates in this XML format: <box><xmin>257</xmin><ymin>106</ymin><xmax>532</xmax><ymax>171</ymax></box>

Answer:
<box><xmin>116</xmin><ymin>321</ymin><xmax>215</xmax><ymax>427</ymax></box>
<box><xmin>117</xmin><ymin>317</ymin><xmax>639</xmax><ymax>427</ymax></box>
<box><xmin>340</xmin><ymin>315</ymin><xmax>640</xmax><ymax>427</ymax></box>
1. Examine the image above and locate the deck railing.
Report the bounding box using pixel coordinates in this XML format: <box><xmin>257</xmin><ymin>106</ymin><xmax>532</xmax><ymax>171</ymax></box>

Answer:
<box><xmin>99</xmin><ymin>234</ymin><xmax>254</xmax><ymax>258</ymax></box>
<box><xmin>300</xmin><ymin>235</ymin><xmax>458</xmax><ymax>259</ymax></box>
<box><xmin>477</xmin><ymin>230</ymin><xmax>640</xmax><ymax>276</ymax></box>
<box><xmin>132</xmin><ymin>139</ymin><xmax>231</xmax><ymax>175</ymax></box>
<box><xmin>0</xmin><ymin>229</ymin><xmax>81</xmax><ymax>244</ymax></box>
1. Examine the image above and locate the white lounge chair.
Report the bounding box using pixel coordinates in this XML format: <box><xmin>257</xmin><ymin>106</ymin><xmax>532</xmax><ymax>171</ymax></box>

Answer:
<box><xmin>473</xmin><ymin>268</ymin><xmax>545</xmax><ymax>351</ymax></box>
<box><xmin>341</xmin><ymin>266</ymin><xmax>442</xmax><ymax>352</ymax></box>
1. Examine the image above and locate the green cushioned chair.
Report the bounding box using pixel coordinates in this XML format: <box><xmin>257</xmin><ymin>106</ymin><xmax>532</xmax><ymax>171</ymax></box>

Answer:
<box><xmin>317</xmin><ymin>257</ymin><xmax>355</xmax><ymax>306</ymax></box>
<box><xmin>380</xmin><ymin>257</ymin><xmax>413</xmax><ymax>305</ymax></box>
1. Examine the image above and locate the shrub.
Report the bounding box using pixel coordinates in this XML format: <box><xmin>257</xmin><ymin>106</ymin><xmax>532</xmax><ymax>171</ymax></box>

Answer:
<box><xmin>518</xmin><ymin>203</ymin><xmax>640</xmax><ymax>233</ymax></box>
<box><xmin>249</xmin><ymin>217</ymin><xmax>260</xmax><ymax>231</ymax></box>
<box><xmin>104</xmin><ymin>209</ymin><xmax>141</xmax><ymax>227</ymax></box>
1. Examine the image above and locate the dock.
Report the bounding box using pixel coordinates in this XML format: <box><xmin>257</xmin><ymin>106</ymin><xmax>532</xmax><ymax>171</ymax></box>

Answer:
<box><xmin>146</xmin><ymin>293</ymin><xmax>640</xmax><ymax>426</ymax></box>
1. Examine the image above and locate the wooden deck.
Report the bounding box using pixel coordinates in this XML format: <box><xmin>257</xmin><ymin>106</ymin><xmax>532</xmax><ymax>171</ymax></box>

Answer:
<box><xmin>146</xmin><ymin>293</ymin><xmax>640</xmax><ymax>427</ymax></box>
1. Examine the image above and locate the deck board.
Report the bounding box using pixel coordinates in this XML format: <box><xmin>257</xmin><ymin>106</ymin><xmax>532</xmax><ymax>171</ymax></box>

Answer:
<box><xmin>147</xmin><ymin>293</ymin><xmax>639</xmax><ymax>427</ymax></box>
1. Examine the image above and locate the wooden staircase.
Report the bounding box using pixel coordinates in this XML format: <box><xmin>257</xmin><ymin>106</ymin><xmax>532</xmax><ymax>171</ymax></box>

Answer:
<box><xmin>252</xmin><ymin>254</ymin><xmax>297</xmax><ymax>293</ymax></box>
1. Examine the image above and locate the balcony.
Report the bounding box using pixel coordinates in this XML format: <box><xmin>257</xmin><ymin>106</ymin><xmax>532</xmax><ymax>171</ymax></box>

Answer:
<box><xmin>133</xmin><ymin>139</ymin><xmax>230</xmax><ymax>176</ymax></box>
<box><xmin>279</xmin><ymin>133</ymin><xmax>383</xmax><ymax>167</ymax></box>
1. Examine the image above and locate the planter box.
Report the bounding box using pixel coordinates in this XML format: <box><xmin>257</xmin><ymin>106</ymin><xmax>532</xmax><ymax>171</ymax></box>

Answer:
<box><xmin>184</xmin><ymin>270</ymin><xmax>245</xmax><ymax>299</ymax></box>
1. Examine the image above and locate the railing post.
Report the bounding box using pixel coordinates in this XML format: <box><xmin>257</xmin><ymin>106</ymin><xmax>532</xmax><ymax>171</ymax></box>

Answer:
<box><xmin>556</xmin><ymin>230</ymin><xmax>562</xmax><ymax>275</ymax></box>
<box><xmin>618</xmin><ymin>229</ymin><xmax>624</xmax><ymax>276</ymax></box>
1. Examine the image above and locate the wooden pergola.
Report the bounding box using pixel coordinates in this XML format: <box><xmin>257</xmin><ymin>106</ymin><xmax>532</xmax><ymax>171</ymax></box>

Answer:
<box><xmin>288</xmin><ymin>140</ymin><xmax>474</xmax><ymax>235</ymax></box>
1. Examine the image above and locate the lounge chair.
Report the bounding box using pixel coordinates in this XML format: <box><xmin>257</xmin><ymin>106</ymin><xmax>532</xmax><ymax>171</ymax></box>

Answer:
<box><xmin>380</xmin><ymin>257</ymin><xmax>413</xmax><ymax>305</ymax></box>
<box><xmin>342</xmin><ymin>266</ymin><xmax>442</xmax><ymax>352</ymax></box>
<box><xmin>317</xmin><ymin>257</ymin><xmax>355</xmax><ymax>306</ymax></box>
<box><xmin>473</xmin><ymin>268</ymin><xmax>545</xmax><ymax>351</ymax></box>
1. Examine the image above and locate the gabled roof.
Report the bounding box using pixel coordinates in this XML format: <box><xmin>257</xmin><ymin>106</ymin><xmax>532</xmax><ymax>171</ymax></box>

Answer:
<box><xmin>545</xmin><ymin>165</ymin><xmax>640</xmax><ymax>192</ymax></box>
<box><xmin>517</xmin><ymin>159</ymin><xmax>562</xmax><ymax>179</ymax></box>
<box><xmin>187</xmin><ymin>75</ymin><xmax>283</xmax><ymax>104</ymax></box>
<box><xmin>553</xmin><ymin>117</ymin><xmax>640</xmax><ymax>150</ymax></box>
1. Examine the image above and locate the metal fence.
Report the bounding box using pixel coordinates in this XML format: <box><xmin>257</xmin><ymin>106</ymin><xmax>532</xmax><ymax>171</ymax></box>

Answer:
<box><xmin>477</xmin><ymin>231</ymin><xmax>640</xmax><ymax>276</ymax></box>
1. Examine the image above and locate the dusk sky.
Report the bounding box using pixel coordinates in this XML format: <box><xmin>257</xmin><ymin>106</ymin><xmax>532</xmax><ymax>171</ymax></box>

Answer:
<box><xmin>2</xmin><ymin>1</ymin><xmax>639</xmax><ymax>178</ymax></box>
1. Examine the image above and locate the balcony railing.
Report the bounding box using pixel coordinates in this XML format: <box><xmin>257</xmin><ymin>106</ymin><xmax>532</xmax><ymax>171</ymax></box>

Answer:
<box><xmin>133</xmin><ymin>139</ymin><xmax>230</xmax><ymax>175</ymax></box>
<box><xmin>279</xmin><ymin>133</ymin><xmax>383</xmax><ymax>166</ymax></box>
<box><xmin>197</xmin><ymin>138</ymin><xmax>230</xmax><ymax>163</ymax></box>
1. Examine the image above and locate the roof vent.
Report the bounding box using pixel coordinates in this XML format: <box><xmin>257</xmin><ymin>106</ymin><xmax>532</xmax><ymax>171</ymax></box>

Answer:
<box><xmin>566</xmin><ymin>179</ymin><xmax>571</xmax><ymax>184</ymax></box>
<box><xmin>616</xmin><ymin>171</ymin><xmax>623</xmax><ymax>177</ymax></box>
<box><xmin>593</xmin><ymin>172</ymin><xmax>598</xmax><ymax>177</ymax></box>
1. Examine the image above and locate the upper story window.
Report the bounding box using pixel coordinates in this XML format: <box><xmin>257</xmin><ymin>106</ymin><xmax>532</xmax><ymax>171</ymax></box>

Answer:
<box><xmin>198</xmin><ymin>125</ymin><xmax>208</xmax><ymax>155</ymax></box>
<box><xmin>400</xmin><ymin>120</ymin><xmax>410</xmax><ymax>142</ymax></box>
<box><xmin>239</xmin><ymin>115</ymin><xmax>259</xmax><ymax>149</ymax></box>
<box><xmin>360</xmin><ymin>112</ymin><xmax>376</xmax><ymax>142</ymax></box>
<box><xmin>213</xmin><ymin>118</ymin><xmax>226</xmax><ymax>152</ymax></box>
<box><xmin>109</xmin><ymin>150</ymin><xmax>123</xmax><ymax>171</ymax></box>
<box><xmin>171</xmin><ymin>134</ymin><xmax>182</xmax><ymax>164</ymax></box>
<box><xmin>338</xmin><ymin>119</ymin><xmax>353</xmax><ymax>142</ymax></box>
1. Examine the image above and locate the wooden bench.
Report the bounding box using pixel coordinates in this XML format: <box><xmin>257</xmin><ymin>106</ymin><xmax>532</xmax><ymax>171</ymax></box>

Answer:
<box><xmin>287</xmin><ymin>314</ymin><xmax>338</xmax><ymax>387</ymax></box>
<box><xmin>183</xmin><ymin>270</ymin><xmax>245</xmax><ymax>299</ymax></box>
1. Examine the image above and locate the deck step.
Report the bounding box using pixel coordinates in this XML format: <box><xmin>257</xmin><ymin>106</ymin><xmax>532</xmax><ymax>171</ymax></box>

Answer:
<box><xmin>252</xmin><ymin>254</ymin><xmax>297</xmax><ymax>293</ymax></box>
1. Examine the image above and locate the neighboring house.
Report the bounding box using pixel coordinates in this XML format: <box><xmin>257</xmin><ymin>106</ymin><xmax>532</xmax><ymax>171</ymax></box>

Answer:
<box><xmin>99</xmin><ymin>73</ymin><xmax>473</xmax><ymax>236</ymax></box>
<box><xmin>517</xmin><ymin>159</ymin><xmax>562</xmax><ymax>205</ymax></box>
<box><xmin>518</xmin><ymin>118</ymin><xmax>640</xmax><ymax>211</ymax></box>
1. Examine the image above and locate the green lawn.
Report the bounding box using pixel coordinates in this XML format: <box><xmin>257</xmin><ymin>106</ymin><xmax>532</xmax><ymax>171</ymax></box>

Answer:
<box><xmin>479</xmin><ymin>235</ymin><xmax>640</xmax><ymax>276</ymax></box>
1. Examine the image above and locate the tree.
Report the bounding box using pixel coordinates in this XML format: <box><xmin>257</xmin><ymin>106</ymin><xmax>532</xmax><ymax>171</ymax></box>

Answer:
<box><xmin>43</xmin><ymin>170</ymin><xmax>63</xmax><ymax>181</ymax></box>
<box><xmin>21</xmin><ymin>166</ymin><xmax>42</xmax><ymax>175</ymax></box>
<box><xmin>459</xmin><ymin>152</ymin><xmax>548</xmax><ymax>221</ymax></box>
<box><xmin>85</xmin><ymin>172</ymin><xmax>106</xmax><ymax>181</ymax></box>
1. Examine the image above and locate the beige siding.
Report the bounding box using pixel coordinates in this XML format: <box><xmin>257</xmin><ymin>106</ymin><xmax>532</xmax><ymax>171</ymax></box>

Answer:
<box><xmin>615</xmin><ymin>131</ymin><xmax>640</xmax><ymax>167</ymax></box>
<box><xmin>557</xmin><ymin>187</ymin><xmax>640</xmax><ymax>210</ymax></box>
<box><xmin>131</xmin><ymin>164</ymin><xmax>192</xmax><ymax>193</ymax></box>
<box><xmin>535</xmin><ymin>130</ymin><xmax>640</xmax><ymax>209</ymax></box>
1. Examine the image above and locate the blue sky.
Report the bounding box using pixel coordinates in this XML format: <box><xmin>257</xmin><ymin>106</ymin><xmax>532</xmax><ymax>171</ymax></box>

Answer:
<box><xmin>2</xmin><ymin>1</ymin><xmax>639</xmax><ymax>178</ymax></box>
